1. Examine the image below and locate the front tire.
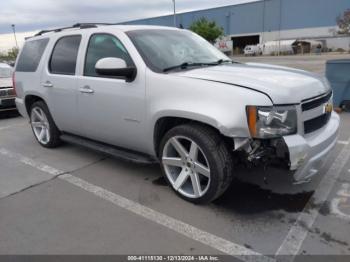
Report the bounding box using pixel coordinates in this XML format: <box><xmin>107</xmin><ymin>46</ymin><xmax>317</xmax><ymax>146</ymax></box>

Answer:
<box><xmin>159</xmin><ymin>124</ymin><xmax>234</xmax><ymax>204</ymax></box>
<box><xmin>30</xmin><ymin>101</ymin><xmax>62</xmax><ymax>148</ymax></box>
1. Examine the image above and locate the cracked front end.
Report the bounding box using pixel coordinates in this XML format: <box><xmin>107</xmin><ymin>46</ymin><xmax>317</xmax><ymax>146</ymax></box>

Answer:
<box><xmin>284</xmin><ymin>111</ymin><xmax>339</xmax><ymax>182</ymax></box>
<box><xmin>241</xmin><ymin>91</ymin><xmax>340</xmax><ymax>183</ymax></box>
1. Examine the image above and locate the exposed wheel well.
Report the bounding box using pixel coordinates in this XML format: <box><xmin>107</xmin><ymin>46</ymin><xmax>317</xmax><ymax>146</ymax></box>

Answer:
<box><xmin>153</xmin><ymin>117</ymin><xmax>233</xmax><ymax>157</ymax></box>
<box><xmin>25</xmin><ymin>95</ymin><xmax>44</xmax><ymax>115</ymax></box>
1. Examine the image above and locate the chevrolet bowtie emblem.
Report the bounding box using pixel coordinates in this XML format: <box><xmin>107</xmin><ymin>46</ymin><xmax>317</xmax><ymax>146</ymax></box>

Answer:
<box><xmin>324</xmin><ymin>103</ymin><xmax>333</xmax><ymax>114</ymax></box>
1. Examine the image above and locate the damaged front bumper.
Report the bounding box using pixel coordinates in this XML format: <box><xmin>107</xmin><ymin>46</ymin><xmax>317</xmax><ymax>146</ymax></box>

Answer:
<box><xmin>235</xmin><ymin>112</ymin><xmax>340</xmax><ymax>184</ymax></box>
<box><xmin>283</xmin><ymin>112</ymin><xmax>340</xmax><ymax>183</ymax></box>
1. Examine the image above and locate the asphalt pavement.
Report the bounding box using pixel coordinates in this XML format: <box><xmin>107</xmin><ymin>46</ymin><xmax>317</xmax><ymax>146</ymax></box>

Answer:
<box><xmin>234</xmin><ymin>53</ymin><xmax>350</xmax><ymax>75</ymax></box>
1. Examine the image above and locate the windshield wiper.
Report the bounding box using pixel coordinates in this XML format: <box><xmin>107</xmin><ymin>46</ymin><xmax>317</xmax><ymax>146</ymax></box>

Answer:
<box><xmin>216</xmin><ymin>59</ymin><xmax>238</xmax><ymax>64</ymax></box>
<box><xmin>163</xmin><ymin>59</ymin><xmax>237</xmax><ymax>72</ymax></box>
<box><xmin>163</xmin><ymin>62</ymin><xmax>219</xmax><ymax>72</ymax></box>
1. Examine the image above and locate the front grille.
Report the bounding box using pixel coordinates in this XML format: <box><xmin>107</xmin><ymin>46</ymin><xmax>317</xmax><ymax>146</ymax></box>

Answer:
<box><xmin>304</xmin><ymin>113</ymin><xmax>331</xmax><ymax>134</ymax></box>
<box><xmin>302</xmin><ymin>91</ymin><xmax>332</xmax><ymax>111</ymax></box>
<box><xmin>301</xmin><ymin>91</ymin><xmax>333</xmax><ymax>134</ymax></box>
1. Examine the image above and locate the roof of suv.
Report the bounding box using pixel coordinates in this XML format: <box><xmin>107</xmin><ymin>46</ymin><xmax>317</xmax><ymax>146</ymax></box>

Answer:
<box><xmin>29</xmin><ymin>24</ymin><xmax>180</xmax><ymax>40</ymax></box>
<box><xmin>110</xmin><ymin>25</ymin><xmax>179</xmax><ymax>32</ymax></box>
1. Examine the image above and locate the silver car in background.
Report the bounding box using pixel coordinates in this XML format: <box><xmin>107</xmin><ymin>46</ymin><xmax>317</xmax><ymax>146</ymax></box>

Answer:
<box><xmin>0</xmin><ymin>63</ymin><xmax>16</xmax><ymax>113</ymax></box>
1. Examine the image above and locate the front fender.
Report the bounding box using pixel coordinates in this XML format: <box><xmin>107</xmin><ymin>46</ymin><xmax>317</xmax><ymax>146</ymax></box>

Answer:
<box><xmin>152</xmin><ymin>109</ymin><xmax>221</xmax><ymax>134</ymax></box>
<box><xmin>147</xmin><ymin>71</ymin><xmax>273</xmax><ymax>139</ymax></box>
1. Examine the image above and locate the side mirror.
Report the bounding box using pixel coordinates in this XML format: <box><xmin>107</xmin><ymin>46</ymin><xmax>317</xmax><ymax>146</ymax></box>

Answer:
<box><xmin>95</xmin><ymin>57</ymin><xmax>136</xmax><ymax>82</ymax></box>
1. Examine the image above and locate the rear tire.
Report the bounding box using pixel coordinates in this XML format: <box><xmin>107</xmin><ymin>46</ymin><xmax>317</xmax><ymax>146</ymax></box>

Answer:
<box><xmin>159</xmin><ymin>124</ymin><xmax>234</xmax><ymax>204</ymax></box>
<box><xmin>30</xmin><ymin>101</ymin><xmax>62</xmax><ymax>148</ymax></box>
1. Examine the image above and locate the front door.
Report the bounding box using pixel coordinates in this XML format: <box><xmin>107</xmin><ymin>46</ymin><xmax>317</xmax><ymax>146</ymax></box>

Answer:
<box><xmin>77</xmin><ymin>33</ymin><xmax>146</xmax><ymax>152</ymax></box>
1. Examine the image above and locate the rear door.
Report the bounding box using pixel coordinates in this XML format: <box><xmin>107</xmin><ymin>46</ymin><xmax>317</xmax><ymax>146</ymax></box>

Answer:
<box><xmin>41</xmin><ymin>34</ymin><xmax>83</xmax><ymax>134</ymax></box>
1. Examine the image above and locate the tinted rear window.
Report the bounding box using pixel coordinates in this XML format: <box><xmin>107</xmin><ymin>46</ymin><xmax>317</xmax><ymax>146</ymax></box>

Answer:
<box><xmin>16</xmin><ymin>38</ymin><xmax>49</xmax><ymax>72</ymax></box>
<box><xmin>49</xmin><ymin>35</ymin><xmax>81</xmax><ymax>75</ymax></box>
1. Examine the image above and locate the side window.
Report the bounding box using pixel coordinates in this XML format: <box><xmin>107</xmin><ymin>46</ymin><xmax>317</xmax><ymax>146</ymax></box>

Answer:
<box><xmin>16</xmin><ymin>38</ymin><xmax>49</xmax><ymax>72</ymax></box>
<box><xmin>84</xmin><ymin>34</ymin><xmax>133</xmax><ymax>77</ymax></box>
<box><xmin>49</xmin><ymin>35</ymin><xmax>81</xmax><ymax>75</ymax></box>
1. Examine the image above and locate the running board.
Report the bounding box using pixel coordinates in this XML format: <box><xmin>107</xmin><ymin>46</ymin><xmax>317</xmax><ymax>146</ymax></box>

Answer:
<box><xmin>60</xmin><ymin>134</ymin><xmax>158</xmax><ymax>165</ymax></box>
<box><xmin>0</xmin><ymin>107</ymin><xmax>17</xmax><ymax>112</ymax></box>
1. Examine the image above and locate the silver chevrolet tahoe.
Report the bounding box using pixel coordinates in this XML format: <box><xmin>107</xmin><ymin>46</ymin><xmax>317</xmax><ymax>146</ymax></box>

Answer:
<box><xmin>14</xmin><ymin>24</ymin><xmax>340</xmax><ymax>204</ymax></box>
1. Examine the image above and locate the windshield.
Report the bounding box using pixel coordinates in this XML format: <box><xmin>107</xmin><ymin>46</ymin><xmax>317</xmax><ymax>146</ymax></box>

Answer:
<box><xmin>0</xmin><ymin>66</ymin><xmax>12</xmax><ymax>78</ymax></box>
<box><xmin>127</xmin><ymin>29</ymin><xmax>230</xmax><ymax>73</ymax></box>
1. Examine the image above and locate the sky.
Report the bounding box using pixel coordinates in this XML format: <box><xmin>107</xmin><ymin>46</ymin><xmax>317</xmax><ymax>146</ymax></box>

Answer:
<box><xmin>0</xmin><ymin>0</ymin><xmax>258</xmax><ymax>52</ymax></box>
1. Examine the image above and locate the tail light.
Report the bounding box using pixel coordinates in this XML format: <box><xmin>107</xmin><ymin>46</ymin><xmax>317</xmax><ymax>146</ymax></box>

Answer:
<box><xmin>12</xmin><ymin>72</ymin><xmax>17</xmax><ymax>97</ymax></box>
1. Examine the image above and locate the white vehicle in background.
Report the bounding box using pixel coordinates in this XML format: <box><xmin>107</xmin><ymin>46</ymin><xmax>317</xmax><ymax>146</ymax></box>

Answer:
<box><xmin>244</xmin><ymin>45</ymin><xmax>261</xmax><ymax>56</ymax></box>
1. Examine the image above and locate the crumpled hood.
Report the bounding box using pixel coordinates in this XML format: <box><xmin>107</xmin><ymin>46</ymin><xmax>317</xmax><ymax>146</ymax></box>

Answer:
<box><xmin>0</xmin><ymin>78</ymin><xmax>12</xmax><ymax>88</ymax></box>
<box><xmin>176</xmin><ymin>63</ymin><xmax>330</xmax><ymax>104</ymax></box>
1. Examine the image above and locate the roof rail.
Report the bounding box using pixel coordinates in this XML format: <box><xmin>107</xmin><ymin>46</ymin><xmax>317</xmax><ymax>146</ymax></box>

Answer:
<box><xmin>73</xmin><ymin>23</ymin><xmax>115</xmax><ymax>28</ymax></box>
<box><xmin>34</xmin><ymin>23</ymin><xmax>114</xmax><ymax>36</ymax></box>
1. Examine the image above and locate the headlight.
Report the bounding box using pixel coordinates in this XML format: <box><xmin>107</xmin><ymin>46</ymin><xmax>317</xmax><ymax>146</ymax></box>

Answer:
<box><xmin>246</xmin><ymin>106</ymin><xmax>297</xmax><ymax>138</ymax></box>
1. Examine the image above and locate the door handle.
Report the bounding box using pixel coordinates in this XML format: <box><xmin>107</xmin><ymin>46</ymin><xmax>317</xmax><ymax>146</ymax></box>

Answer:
<box><xmin>42</xmin><ymin>81</ymin><xmax>53</xmax><ymax>88</ymax></box>
<box><xmin>79</xmin><ymin>86</ymin><xmax>95</xmax><ymax>94</ymax></box>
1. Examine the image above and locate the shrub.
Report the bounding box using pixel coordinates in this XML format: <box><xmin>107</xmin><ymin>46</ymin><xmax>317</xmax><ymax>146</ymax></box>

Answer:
<box><xmin>189</xmin><ymin>18</ymin><xmax>224</xmax><ymax>43</ymax></box>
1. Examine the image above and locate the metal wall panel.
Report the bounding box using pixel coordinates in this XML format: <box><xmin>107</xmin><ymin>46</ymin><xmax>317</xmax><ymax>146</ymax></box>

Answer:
<box><xmin>121</xmin><ymin>0</ymin><xmax>350</xmax><ymax>35</ymax></box>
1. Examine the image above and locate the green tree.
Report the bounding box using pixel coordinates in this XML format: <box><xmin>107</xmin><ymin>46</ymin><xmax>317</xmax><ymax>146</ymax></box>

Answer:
<box><xmin>0</xmin><ymin>47</ymin><xmax>19</xmax><ymax>62</ymax></box>
<box><xmin>0</xmin><ymin>51</ymin><xmax>5</xmax><ymax>60</ymax></box>
<box><xmin>7</xmin><ymin>47</ymin><xmax>19</xmax><ymax>60</ymax></box>
<box><xmin>189</xmin><ymin>18</ymin><xmax>224</xmax><ymax>43</ymax></box>
<box><xmin>337</xmin><ymin>9</ymin><xmax>350</xmax><ymax>35</ymax></box>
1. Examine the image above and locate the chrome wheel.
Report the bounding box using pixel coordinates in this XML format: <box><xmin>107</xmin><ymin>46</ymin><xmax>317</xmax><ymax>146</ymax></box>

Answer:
<box><xmin>31</xmin><ymin>107</ymin><xmax>50</xmax><ymax>145</ymax></box>
<box><xmin>162</xmin><ymin>136</ymin><xmax>211</xmax><ymax>199</ymax></box>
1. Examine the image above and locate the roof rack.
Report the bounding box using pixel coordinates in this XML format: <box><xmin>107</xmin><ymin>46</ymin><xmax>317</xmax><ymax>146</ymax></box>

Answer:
<box><xmin>34</xmin><ymin>23</ymin><xmax>114</xmax><ymax>36</ymax></box>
